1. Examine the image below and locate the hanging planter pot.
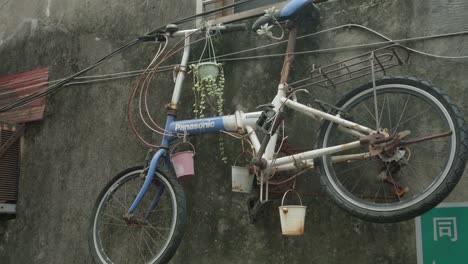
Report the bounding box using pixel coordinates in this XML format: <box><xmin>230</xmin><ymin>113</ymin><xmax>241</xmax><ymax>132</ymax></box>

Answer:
<box><xmin>278</xmin><ymin>189</ymin><xmax>307</xmax><ymax>236</ymax></box>
<box><xmin>170</xmin><ymin>141</ymin><xmax>196</xmax><ymax>180</ymax></box>
<box><xmin>196</xmin><ymin>62</ymin><xmax>220</xmax><ymax>80</ymax></box>
<box><xmin>189</xmin><ymin>27</ymin><xmax>229</xmax><ymax>163</ymax></box>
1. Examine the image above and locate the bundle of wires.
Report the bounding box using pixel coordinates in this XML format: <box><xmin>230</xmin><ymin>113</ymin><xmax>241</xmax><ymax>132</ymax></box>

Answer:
<box><xmin>127</xmin><ymin>29</ymin><xmax>208</xmax><ymax>149</ymax></box>
<box><xmin>0</xmin><ymin>0</ymin><xmax>255</xmax><ymax>114</ymax></box>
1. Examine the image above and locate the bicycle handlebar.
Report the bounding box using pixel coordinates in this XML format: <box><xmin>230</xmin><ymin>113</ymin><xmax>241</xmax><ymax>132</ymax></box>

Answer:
<box><xmin>220</xmin><ymin>23</ymin><xmax>248</xmax><ymax>33</ymax></box>
<box><xmin>139</xmin><ymin>23</ymin><xmax>247</xmax><ymax>42</ymax></box>
<box><xmin>171</xmin><ymin>23</ymin><xmax>247</xmax><ymax>37</ymax></box>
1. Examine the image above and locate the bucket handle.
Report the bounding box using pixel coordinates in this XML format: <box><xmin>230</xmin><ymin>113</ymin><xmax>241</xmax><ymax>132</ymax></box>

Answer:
<box><xmin>233</xmin><ymin>151</ymin><xmax>253</xmax><ymax>167</ymax></box>
<box><xmin>170</xmin><ymin>141</ymin><xmax>196</xmax><ymax>157</ymax></box>
<box><xmin>281</xmin><ymin>189</ymin><xmax>303</xmax><ymax>206</ymax></box>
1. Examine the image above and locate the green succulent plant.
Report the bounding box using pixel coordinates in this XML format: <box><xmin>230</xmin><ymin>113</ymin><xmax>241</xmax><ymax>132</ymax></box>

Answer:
<box><xmin>190</xmin><ymin>63</ymin><xmax>227</xmax><ymax>163</ymax></box>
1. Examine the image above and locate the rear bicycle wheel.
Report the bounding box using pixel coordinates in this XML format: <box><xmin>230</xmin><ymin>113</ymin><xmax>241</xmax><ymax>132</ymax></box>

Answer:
<box><xmin>89</xmin><ymin>166</ymin><xmax>186</xmax><ymax>263</ymax></box>
<box><xmin>316</xmin><ymin>77</ymin><xmax>468</xmax><ymax>222</ymax></box>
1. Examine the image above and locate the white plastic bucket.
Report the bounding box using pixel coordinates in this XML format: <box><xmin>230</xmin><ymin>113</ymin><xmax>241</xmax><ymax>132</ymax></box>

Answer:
<box><xmin>231</xmin><ymin>152</ymin><xmax>254</xmax><ymax>193</ymax></box>
<box><xmin>231</xmin><ymin>166</ymin><xmax>254</xmax><ymax>193</ymax></box>
<box><xmin>278</xmin><ymin>189</ymin><xmax>306</xmax><ymax>236</ymax></box>
<box><xmin>170</xmin><ymin>142</ymin><xmax>196</xmax><ymax>180</ymax></box>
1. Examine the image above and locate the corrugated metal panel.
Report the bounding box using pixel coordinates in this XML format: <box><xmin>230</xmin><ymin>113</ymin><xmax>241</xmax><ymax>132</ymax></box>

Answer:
<box><xmin>0</xmin><ymin>126</ymin><xmax>20</xmax><ymax>203</ymax></box>
<box><xmin>0</xmin><ymin>67</ymin><xmax>49</xmax><ymax>123</ymax></box>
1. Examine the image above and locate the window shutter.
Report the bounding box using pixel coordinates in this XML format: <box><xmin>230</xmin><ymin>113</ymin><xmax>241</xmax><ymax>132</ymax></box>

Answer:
<box><xmin>0</xmin><ymin>124</ymin><xmax>21</xmax><ymax>214</ymax></box>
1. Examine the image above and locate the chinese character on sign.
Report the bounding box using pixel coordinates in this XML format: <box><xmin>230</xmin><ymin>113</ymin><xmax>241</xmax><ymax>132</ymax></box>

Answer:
<box><xmin>433</xmin><ymin>217</ymin><xmax>458</xmax><ymax>242</ymax></box>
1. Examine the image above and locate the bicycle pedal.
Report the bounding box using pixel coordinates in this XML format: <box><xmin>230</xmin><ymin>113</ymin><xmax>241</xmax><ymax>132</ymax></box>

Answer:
<box><xmin>247</xmin><ymin>198</ymin><xmax>272</xmax><ymax>224</ymax></box>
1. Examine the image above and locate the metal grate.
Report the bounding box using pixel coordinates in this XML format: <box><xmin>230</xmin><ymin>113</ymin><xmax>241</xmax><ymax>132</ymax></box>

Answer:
<box><xmin>0</xmin><ymin>126</ymin><xmax>20</xmax><ymax>203</ymax></box>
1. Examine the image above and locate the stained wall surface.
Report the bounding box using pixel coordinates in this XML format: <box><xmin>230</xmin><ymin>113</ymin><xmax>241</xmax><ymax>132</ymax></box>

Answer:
<box><xmin>0</xmin><ymin>0</ymin><xmax>467</xmax><ymax>263</ymax></box>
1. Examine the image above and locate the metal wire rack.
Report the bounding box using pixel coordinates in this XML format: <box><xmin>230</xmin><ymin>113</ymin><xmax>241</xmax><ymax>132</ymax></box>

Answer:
<box><xmin>290</xmin><ymin>45</ymin><xmax>410</xmax><ymax>90</ymax></box>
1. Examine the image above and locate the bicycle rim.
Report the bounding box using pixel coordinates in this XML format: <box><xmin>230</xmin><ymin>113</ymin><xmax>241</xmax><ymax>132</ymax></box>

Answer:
<box><xmin>91</xmin><ymin>169</ymin><xmax>178</xmax><ymax>263</ymax></box>
<box><xmin>321</xmin><ymin>83</ymin><xmax>456</xmax><ymax>212</ymax></box>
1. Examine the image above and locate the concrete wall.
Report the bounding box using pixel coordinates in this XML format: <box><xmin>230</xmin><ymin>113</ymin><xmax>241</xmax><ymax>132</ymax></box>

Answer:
<box><xmin>1</xmin><ymin>0</ymin><xmax>467</xmax><ymax>263</ymax></box>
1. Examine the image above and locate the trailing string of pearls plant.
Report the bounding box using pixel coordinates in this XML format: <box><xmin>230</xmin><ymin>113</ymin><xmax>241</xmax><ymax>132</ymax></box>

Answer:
<box><xmin>190</xmin><ymin>24</ymin><xmax>228</xmax><ymax>163</ymax></box>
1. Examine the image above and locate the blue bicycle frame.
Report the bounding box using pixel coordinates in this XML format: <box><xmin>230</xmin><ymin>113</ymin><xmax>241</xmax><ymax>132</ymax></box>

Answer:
<box><xmin>127</xmin><ymin>27</ymin><xmax>246</xmax><ymax>215</ymax></box>
<box><xmin>127</xmin><ymin>115</ymin><xmax>228</xmax><ymax>214</ymax></box>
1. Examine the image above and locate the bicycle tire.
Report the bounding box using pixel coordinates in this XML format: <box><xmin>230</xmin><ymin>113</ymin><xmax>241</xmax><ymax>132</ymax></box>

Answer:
<box><xmin>89</xmin><ymin>166</ymin><xmax>186</xmax><ymax>263</ymax></box>
<box><xmin>315</xmin><ymin>76</ymin><xmax>468</xmax><ymax>223</ymax></box>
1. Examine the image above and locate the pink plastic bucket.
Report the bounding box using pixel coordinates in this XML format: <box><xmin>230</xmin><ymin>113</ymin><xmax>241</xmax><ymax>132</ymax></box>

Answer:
<box><xmin>170</xmin><ymin>151</ymin><xmax>195</xmax><ymax>179</ymax></box>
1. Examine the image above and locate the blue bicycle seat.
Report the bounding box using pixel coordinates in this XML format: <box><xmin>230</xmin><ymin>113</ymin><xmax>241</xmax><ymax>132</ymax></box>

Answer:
<box><xmin>279</xmin><ymin>0</ymin><xmax>314</xmax><ymax>18</ymax></box>
<box><xmin>252</xmin><ymin>0</ymin><xmax>320</xmax><ymax>31</ymax></box>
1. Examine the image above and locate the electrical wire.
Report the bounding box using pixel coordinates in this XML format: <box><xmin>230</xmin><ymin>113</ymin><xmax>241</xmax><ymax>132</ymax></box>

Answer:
<box><xmin>0</xmin><ymin>39</ymin><xmax>140</xmax><ymax>112</ymax></box>
<box><xmin>3</xmin><ymin>20</ymin><xmax>468</xmax><ymax>148</ymax></box>
<box><xmin>0</xmin><ymin>0</ymin><xmax>256</xmax><ymax>114</ymax></box>
<box><xmin>128</xmin><ymin>30</ymin><xmax>207</xmax><ymax>148</ymax></box>
<box><xmin>215</xmin><ymin>25</ymin><xmax>468</xmax><ymax>62</ymax></box>
<box><xmin>5</xmin><ymin>27</ymin><xmax>468</xmax><ymax>96</ymax></box>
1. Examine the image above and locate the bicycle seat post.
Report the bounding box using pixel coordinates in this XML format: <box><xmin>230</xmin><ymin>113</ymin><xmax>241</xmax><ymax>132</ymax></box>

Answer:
<box><xmin>280</xmin><ymin>24</ymin><xmax>298</xmax><ymax>85</ymax></box>
<box><xmin>252</xmin><ymin>24</ymin><xmax>299</xmax><ymax>168</ymax></box>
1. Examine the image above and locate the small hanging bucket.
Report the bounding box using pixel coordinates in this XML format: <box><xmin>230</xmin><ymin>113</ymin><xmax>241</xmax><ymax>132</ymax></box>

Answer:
<box><xmin>278</xmin><ymin>189</ymin><xmax>306</xmax><ymax>236</ymax></box>
<box><xmin>170</xmin><ymin>142</ymin><xmax>195</xmax><ymax>179</ymax></box>
<box><xmin>197</xmin><ymin>62</ymin><xmax>220</xmax><ymax>79</ymax></box>
<box><xmin>231</xmin><ymin>152</ymin><xmax>254</xmax><ymax>193</ymax></box>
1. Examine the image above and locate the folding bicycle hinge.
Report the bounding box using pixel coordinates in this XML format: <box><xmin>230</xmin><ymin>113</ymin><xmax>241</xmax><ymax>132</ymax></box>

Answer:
<box><xmin>256</xmin><ymin>104</ymin><xmax>276</xmax><ymax>134</ymax></box>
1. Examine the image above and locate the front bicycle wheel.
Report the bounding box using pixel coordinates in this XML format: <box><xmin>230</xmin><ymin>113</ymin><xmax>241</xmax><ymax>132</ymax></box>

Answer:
<box><xmin>89</xmin><ymin>166</ymin><xmax>186</xmax><ymax>263</ymax></box>
<box><xmin>316</xmin><ymin>77</ymin><xmax>468</xmax><ymax>222</ymax></box>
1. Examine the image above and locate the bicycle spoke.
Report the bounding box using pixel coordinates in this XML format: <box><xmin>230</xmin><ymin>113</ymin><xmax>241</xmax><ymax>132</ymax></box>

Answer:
<box><xmin>109</xmin><ymin>193</ymin><xmax>128</xmax><ymax>211</ymax></box>
<box><xmin>101</xmin><ymin>222</ymin><xmax>128</xmax><ymax>227</ymax></box>
<box><xmin>405</xmin><ymin>162</ymin><xmax>437</xmax><ymax>181</ymax></box>
<box><xmin>142</xmin><ymin>233</ymin><xmax>155</xmax><ymax>261</ymax></box>
<box><xmin>392</xmin><ymin>107</ymin><xmax>432</xmax><ymax>132</ymax></box>
<box><xmin>145</xmin><ymin>222</ymin><xmax>169</xmax><ymax>241</ymax></box>
<box><xmin>387</xmin><ymin>94</ymin><xmax>392</xmax><ymax>133</ymax></box>
<box><xmin>103</xmin><ymin>212</ymin><xmax>125</xmax><ymax>223</ymax></box>
<box><xmin>131</xmin><ymin>229</ymin><xmax>146</xmax><ymax>263</ymax></box>
<box><xmin>142</xmin><ymin>225</ymin><xmax>164</xmax><ymax>248</ymax></box>
<box><xmin>348</xmin><ymin>160</ymin><xmax>376</xmax><ymax>193</ymax></box>
<box><xmin>392</xmin><ymin>94</ymin><xmax>411</xmax><ymax>134</ymax></box>
<box><xmin>385</xmin><ymin>162</ymin><xmax>401</xmax><ymax>203</ymax></box>
<box><xmin>377</xmin><ymin>95</ymin><xmax>387</xmax><ymax>130</ymax></box>
<box><xmin>402</xmin><ymin>163</ymin><xmax>434</xmax><ymax>194</ymax></box>
<box><xmin>335</xmin><ymin>159</ymin><xmax>380</xmax><ymax>176</ymax></box>
<box><xmin>362</xmin><ymin>101</ymin><xmax>377</xmax><ymax>125</ymax></box>
<box><xmin>407</xmin><ymin>159</ymin><xmax>445</xmax><ymax>167</ymax></box>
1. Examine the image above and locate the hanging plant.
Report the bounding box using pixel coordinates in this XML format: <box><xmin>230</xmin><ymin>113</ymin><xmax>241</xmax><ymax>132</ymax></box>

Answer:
<box><xmin>190</xmin><ymin>63</ymin><xmax>224</xmax><ymax>118</ymax></box>
<box><xmin>189</xmin><ymin>63</ymin><xmax>227</xmax><ymax>163</ymax></box>
<box><xmin>190</xmin><ymin>26</ymin><xmax>228</xmax><ymax>163</ymax></box>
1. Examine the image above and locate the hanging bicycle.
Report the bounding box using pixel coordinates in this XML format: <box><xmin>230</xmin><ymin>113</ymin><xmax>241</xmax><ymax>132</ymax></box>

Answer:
<box><xmin>89</xmin><ymin>1</ymin><xmax>468</xmax><ymax>263</ymax></box>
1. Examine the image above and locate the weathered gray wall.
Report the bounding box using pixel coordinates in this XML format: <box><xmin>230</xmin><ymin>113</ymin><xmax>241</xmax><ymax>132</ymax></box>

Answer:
<box><xmin>1</xmin><ymin>0</ymin><xmax>467</xmax><ymax>263</ymax></box>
